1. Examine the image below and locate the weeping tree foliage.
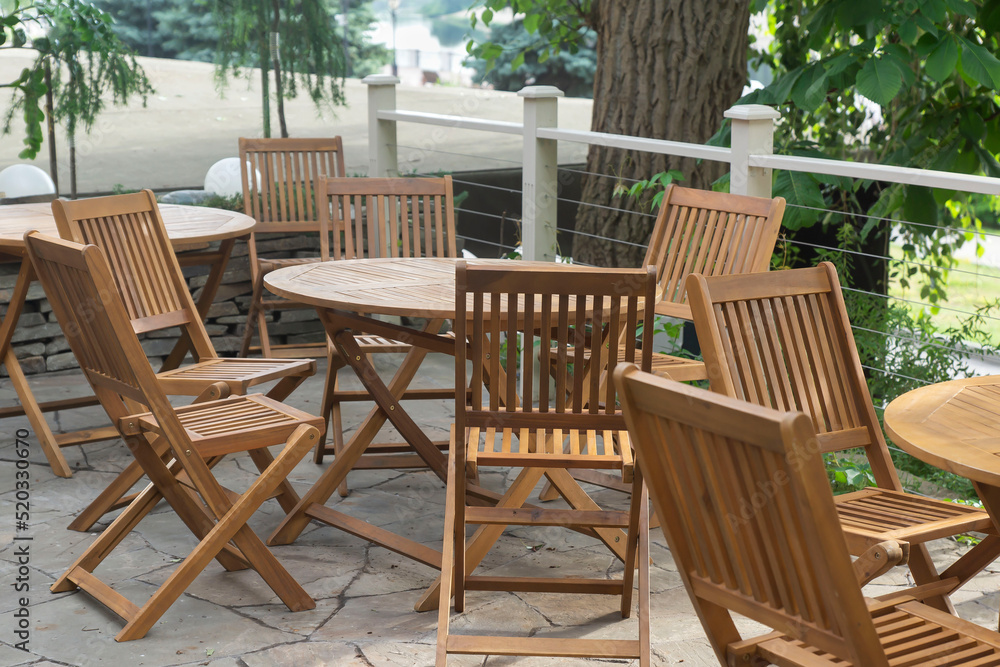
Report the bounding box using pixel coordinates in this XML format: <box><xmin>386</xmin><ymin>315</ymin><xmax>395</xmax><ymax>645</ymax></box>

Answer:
<box><xmin>1</xmin><ymin>0</ymin><xmax>153</xmax><ymax>195</ymax></box>
<box><xmin>213</xmin><ymin>0</ymin><xmax>349</xmax><ymax>138</ymax></box>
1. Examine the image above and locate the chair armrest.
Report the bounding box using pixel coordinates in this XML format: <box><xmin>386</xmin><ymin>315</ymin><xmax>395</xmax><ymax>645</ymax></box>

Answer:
<box><xmin>854</xmin><ymin>540</ymin><xmax>905</xmax><ymax>586</ymax></box>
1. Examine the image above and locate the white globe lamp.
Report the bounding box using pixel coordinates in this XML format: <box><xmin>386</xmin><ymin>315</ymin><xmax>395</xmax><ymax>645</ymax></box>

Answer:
<box><xmin>0</xmin><ymin>164</ymin><xmax>56</xmax><ymax>199</ymax></box>
<box><xmin>204</xmin><ymin>158</ymin><xmax>259</xmax><ymax>198</ymax></box>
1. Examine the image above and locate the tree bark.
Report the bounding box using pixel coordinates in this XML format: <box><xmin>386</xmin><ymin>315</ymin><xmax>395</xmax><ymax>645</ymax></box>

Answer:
<box><xmin>44</xmin><ymin>62</ymin><xmax>59</xmax><ymax>195</ymax></box>
<box><xmin>270</xmin><ymin>0</ymin><xmax>289</xmax><ymax>138</ymax></box>
<box><xmin>573</xmin><ymin>1</ymin><xmax>751</xmax><ymax>267</ymax></box>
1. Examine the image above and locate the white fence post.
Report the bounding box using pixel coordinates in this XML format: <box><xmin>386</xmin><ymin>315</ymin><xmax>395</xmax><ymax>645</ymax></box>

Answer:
<box><xmin>725</xmin><ymin>105</ymin><xmax>780</xmax><ymax>198</ymax></box>
<box><xmin>519</xmin><ymin>85</ymin><xmax>563</xmax><ymax>261</ymax></box>
<box><xmin>363</xmin><ymin>75</ymin><xmax>400</xmax><ymax>177</ymax></box>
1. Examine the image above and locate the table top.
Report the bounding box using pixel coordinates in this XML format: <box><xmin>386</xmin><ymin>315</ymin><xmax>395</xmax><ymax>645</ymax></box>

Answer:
<box><xmin>0</xmin><ymin>202</ymin><xmax>255</xmax><ymax>253</ymax></box>
<box><xmin>265</xmin><ymin>257</ymin><xmax>562</xmax><ymax>319</ymax></box>
<box><xmin>885</xmin><ymin>375</ymin><xmax>1000</xmax><ymax>487</ymax></box>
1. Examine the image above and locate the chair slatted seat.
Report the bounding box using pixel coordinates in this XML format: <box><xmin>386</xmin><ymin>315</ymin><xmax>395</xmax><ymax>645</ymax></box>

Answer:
<box><xmin>435</xmin><ymin>263</ymin><xmax>654</xmax><ymax>665</ymax></box>
<box><xmin>51</xmin><ymin>190</ymin><xmax>315</xmax><ymax>533</ymax></box>
<box><xmin>616</xmin><ymin>365</ymin><xmax>1000</xmax><ymax>667</ymax></box>
<box><xmin>311</xmin><ymin>176</ymin><xmax>461</xmax><ymax>496</ymax></box>
<box><xmin>238</xmin><ymin>136</ymin><xmax>346</xmax><ymax>358</ymax></box>
<box><xmin>26</xmin><ymin>233</ymin><xmax>323</xmax><ymax>642</ymax></box>
<box><xmin>686</xmin><ymin>262</ymin><xmax>994</xmax><ymax>604</ymax></box>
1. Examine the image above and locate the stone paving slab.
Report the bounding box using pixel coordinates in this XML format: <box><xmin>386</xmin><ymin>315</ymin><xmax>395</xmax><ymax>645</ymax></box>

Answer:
<box><xmin>0</xmin><ymin>354</ymin><xmax>998</xmax><ymax>666</ymax></box>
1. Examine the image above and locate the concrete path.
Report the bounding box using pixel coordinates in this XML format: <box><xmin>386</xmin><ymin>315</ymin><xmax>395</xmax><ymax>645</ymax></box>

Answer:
<box><xmin>1</xmin><ymin>353</ymin><xmax>998</xmax><ymax>666</ymax></box>
<box><xmin>0</xmin><ymin>53</ymin><xmax>593</xmax><ymax>195</ymax></box>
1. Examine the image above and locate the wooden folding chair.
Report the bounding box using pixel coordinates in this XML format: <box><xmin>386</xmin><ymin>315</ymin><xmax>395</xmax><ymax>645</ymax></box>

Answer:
<box><xmin>51</xmin><ymin>190</ymin><xmax>315</xmax><ymax>532</ymax></box>
<box><xmin>312</xmin><ymin>176</ymin><xmax>461</xmax><ymax>492</ymax></box>
<box><xmin>26</xmin><ymin>232</ymin><xmax>323</xmax><ymax>641</ymax></box>
<box><xmin>616</xmin><ymin>364</ymin><xmax>1000</xmax><ymax>666</ymax></box>
<box><xmin>436</xmin><ymin>263</ymin><xmax>654</xmax><ymax>665</ymax></box>
<box><xmin>239</xmin><ymin>137</ymin><xmax>346</xmax><ymax>358</ymax></box>
<box><xmin>686</xmin><ymin>262</ymin><xmax>995</xmax><ymax>610</ymax></box>
<box><xmin>540</xmin><ymin>184</ymin><xmax>785</xmax><ymax>498</ymax></box>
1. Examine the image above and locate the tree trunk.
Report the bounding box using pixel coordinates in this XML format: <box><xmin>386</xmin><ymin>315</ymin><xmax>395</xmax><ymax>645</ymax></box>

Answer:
<box><xmin>44</xmin><ymin>62</ymin><xmax>58</xmax><ymax>195</ymax></box>
<box><xmin>270</xmin><ymin>0</ymin><xmax>289</xmax><ymax>138</ymax></box>
<box><xmin>572</xmin><ymin>1</ymin><xmax>751</xmax><ymax>267</ymax></box>
<box><xmin>257</xmin><ymin>0</ymin><xmax>272</xmax><ymax>137</ymax></box>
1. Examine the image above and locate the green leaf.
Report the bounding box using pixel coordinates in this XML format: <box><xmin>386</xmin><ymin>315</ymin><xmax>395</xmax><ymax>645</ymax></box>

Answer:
<box><xmin>773</xmin><ymin>170</ymin><xmax>825</xmax><ymax>230</ymax></box>
<box><xmin>972</xmin><ymin>144</ymin><xmax>1000</xmax><ymax>177</ymax></box>
<box><xmin>791</xmin><ymin>66</ymin><xmax>827</xmax><ymax>109</ymax></box>
<box><xmin>511</xmin><ymin>52</ymin><xmax>524</xmax><ymax>70</ymax></box>
<box><xmin>922</xmin><ymin>0</ymin><xmax>948</xmax><ymax>23</ymax></box>
<box><xmin>985</xmin><ymin>118</ymin><xmax>1000</xmax><ymax>153</ymax></box>
<box><xmin>835</xmin><ymin>0</ymin><xmax>884</xmax><ymax>28</ymax></box>
<box><xmin>912</xmin><ymin>13</ymin><xmax>939</xmax><ymax>37</ymax></box>
<box><xmin>898</xmin><ymin>19</ymin><xmax>918</xmax><ymax>45</ymax></box>
<box><xmin>856</xmin><ymin>57</ymin><xmax>904</xmax><ymax>106</ymax></box>
<box><xmin>523</xmin><ymin>12</ymin><xmax>539</xmax><ymax>33</ymax></box>
<box><xmin>766</xmin><ymin>66</ymin><xmax>803</xmax><ymax>104</ymax></box>
<box><xmin>959</xmin><ymin>37</ymin><xmax>1000</xmax><ymax>88</ymax></box>
<box><xmin>943</xmin><ymin>0</ymin><xmax>975</xmax><ymax>14</ymax></box>
<box><xmin>902</xmin><ymin>186</ymin><xmax>938</xmax><ymax>226</ymax></box>
<box><xmin>803</xmin><ymin>71</ymin><xmax>830</xmax><ymax>108</ymax></box>
<box><xmin>959</xmin><ymin>111</ymin><xmax>986</xmax><ymax>141</ymax></box>
<box><xmin>925</xmin><ymin>36</ymin><xmax>958</xmax><ymax>82</ymax></box>
<box><xmin>481</xmin><ymin>8</ymin><xmax>493</xmax><ymax>24</ymax></box>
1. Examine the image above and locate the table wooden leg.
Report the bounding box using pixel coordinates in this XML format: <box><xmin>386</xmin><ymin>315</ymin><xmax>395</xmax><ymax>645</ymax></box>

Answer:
<box><xmin>161</xmin><ymin>239</ymin><xmax>237</xmax><ymax>372</ymax></box>
<box><xmin>1</xmin><ymin>259</ymin><xmax>73</xmax><ymax>476</ymax></box>
<box><xmin>268</xmin><ymin>320</ymin><xmax>441</xmax><ymax>546</ymax></box>
<box><xmin>5</xmin><ymin>348</ymin><xmax>72</xmax><ymax>477</ymax></box>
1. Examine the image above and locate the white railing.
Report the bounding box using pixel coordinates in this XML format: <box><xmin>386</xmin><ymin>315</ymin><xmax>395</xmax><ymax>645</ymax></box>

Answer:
<box><xmin>364</xmin><ymin>73</ymin><xmax>1000</xmax><ymax>264</ymax></box>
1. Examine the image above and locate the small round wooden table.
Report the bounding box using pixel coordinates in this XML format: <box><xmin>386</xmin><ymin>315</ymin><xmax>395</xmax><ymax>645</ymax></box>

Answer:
<box><xmin>0</xmin><ymin>202</ymin><xmax>255</xmax><ymax>477</ymax></box>
<box><xmin>885</xmin><ymin>375</ymin><xmax>1000</xmax><ymax>600</ymax></box>
<box><xmin>264</xmin><ymin>257</ymin><xmax>630</xmax><ymax>609</ymax></box>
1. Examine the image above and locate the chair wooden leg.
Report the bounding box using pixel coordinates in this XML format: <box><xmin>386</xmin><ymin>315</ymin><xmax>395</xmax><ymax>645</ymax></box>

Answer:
<box><xmin>415</xmin><ymin>466</ymin><xmax>546</xmax><ymax>612</ymax></box>
<box><xmin>436</xmin><ymin>436</ymin><xmax>459</xmax><ymax>666</ymax></box>
<box><xmin>620</xmin><ymin>476</ymin><xmax>641</xmax><ymax>619</ymax></box>
<box><xmin>315</xmin><ymin>347</ymin><xmax>338</xmax><ymax>464</ymax></box>
<box><xmin>246</xmin><ymin>447</ymin><xmax>302</xmax><ymax>514</ymax></box>
<box><xmin>115</xmin><ymin>425</ymin><xmax>318</xmax><ymax>641</ymax></box>
<box><xmin>637</xmin><ymin>483</ymin><xmax>651</xmax><ymax>667</ymax></box>
<box><xmin>5</xmin><ymin>347</ymin><xmax>72</xmax><ymax>477</ymax></box>
<box><xmin>906</xmin><ymin>542</ymin><xmax>956</xmax><ymax>614</ymax></box>
<box><xmin>542</xmin><ymin>468</ymin><xmax>629</xmax><ymax>561</ymax></box>
<box><xmin>67</xmin><ymin>439</ymin><xmax>169</xmax><ymax>532</ymax></box>
<box><xmin>239</xmin><ymin>270</ymin><xmax>266</xmax><ymax>358</ymax></box>
<box><xmin>68</xmin><ymin>383</ymin><xmax>233</xmax><ymax>532</ymax></box>
<box><xmin>52</xmin><ymin>456</ymin><xmax>249</xmax><ymax>596</ymax></box>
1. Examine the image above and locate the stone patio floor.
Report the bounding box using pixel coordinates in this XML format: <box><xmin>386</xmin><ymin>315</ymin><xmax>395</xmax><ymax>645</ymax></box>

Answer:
<box><xmin>2</xmin><ymin>353</ymin><xmax>999</xmax><ymax>666</ymax></box>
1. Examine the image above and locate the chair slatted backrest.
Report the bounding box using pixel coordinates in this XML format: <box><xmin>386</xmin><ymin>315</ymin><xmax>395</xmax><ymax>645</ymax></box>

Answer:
<box><xmin>239</xmin><ymin>137</ymin><xmax>346</xmax><ymax>256</ymax></box>
<box><xmin>320</xmin><ymin>176</ymin><xmax>457</xmax><ymax>260</ymax></box>
<box><xmin>685</xmin><ymin>262</ymin><xmax>902</xmax><ymax>490</ymax></box>
<box><xmin>615</xmin><ymin>366</ymin><xmax>888</xmax><ymax>666</ymax></box>
<box><xmin>455</xmin><ymin>263</ymin><xmax>655</xmax><ymax>445</ymax></box>
<box><xmin>645</xmin><ymin>185</ymin><xmax>785</xmax><ymax>320</ymax></box>
<box><xmin>24</xmin><ymin>234</ymin><xmax>171</xmax><ymax>421</ymax></box>
<box><xmin>51</xmin><ymin>190</ymin><xmax>216</xmax><ymax>361</ymax></box>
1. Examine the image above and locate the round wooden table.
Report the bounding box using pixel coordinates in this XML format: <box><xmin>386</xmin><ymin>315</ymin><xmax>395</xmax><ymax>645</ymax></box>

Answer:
<box><xmin>885</xmin><ymin>375</ymin><xmax>1000</xmax><ymax>601</ymax></box>
<box><xmin>0</xmin><ymin>202</ymin><xmax>254</xmax><ymax>253</ymax></box>
<box><xmin>886</xmin><ymin>376</ymin><xmax>1000</xmax><ymax>489</ymax></box>
<box><xmin>264</xmin><ymin>257</ymin><xmax>627</xmax><ymax>595</ymax></box>
<box><xmin>265</xmin><ymin>256</ymin><xmax>556</xmax><ymax>318</ymax></box>
<box><xmin>0</xmin><ymin>202</ymin><xmax>255</xmax><ymax>477</ymax></box>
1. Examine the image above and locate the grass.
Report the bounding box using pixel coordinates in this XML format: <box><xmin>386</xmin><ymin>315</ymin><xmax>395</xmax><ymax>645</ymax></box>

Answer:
<box><xmin>889</xmin><ymin>245</ymin><xmax>1000</xmax><ymax>342</ymax></box>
